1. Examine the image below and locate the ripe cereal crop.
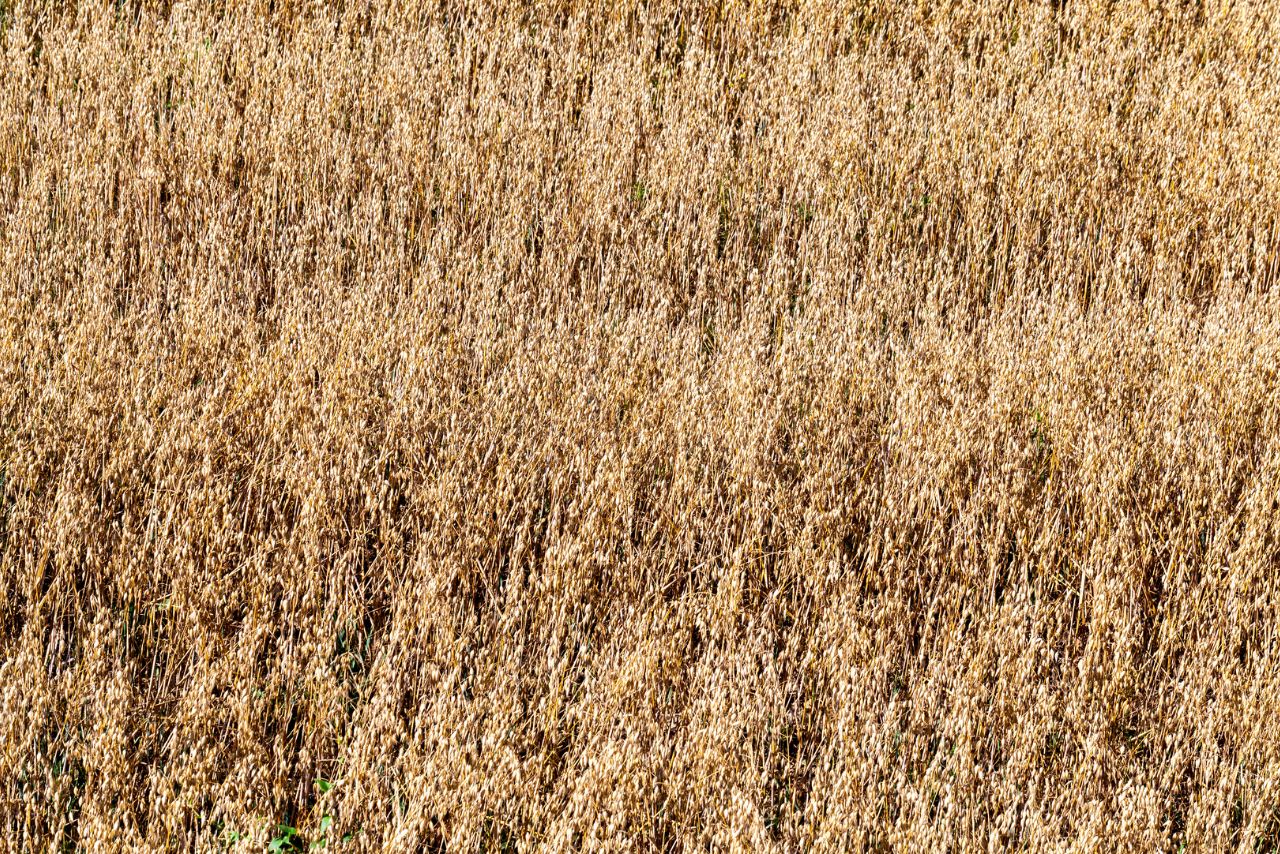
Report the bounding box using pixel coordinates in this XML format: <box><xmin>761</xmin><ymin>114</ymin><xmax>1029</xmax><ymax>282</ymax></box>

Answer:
<box><xmin>3</xmin><ymin>1</ymin><xmax>1280</xmax><ymax>850</ymax></box>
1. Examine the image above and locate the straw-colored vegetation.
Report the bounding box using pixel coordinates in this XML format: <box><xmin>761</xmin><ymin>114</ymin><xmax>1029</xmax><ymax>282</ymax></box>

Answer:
<box><xmin>3</xmin><ymin>0</ymin><xmax>1280</xmax><ymax>850</ymax></box>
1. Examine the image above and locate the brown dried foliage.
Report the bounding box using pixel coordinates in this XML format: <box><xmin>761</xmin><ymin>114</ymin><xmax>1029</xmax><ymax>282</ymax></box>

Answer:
<box><xmin>3</xmin><ymin>0</ymin><xmax>1280</xmax><ymax>850</ymax></box>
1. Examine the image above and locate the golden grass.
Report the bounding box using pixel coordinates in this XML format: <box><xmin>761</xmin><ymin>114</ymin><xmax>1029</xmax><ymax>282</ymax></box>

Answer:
<box><xmin>3</xmin><ymin>0</ymin><xmax>1280</xmax><ymax>849</ymax></box>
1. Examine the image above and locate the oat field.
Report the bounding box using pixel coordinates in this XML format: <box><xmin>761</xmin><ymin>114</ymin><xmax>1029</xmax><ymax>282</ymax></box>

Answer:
<box><xmin>3</xmin><ymin>0</ymin><xmax>1280</xmax><ymax>850</ymax></box>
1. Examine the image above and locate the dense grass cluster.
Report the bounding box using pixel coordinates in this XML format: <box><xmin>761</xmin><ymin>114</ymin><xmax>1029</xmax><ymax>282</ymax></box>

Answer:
<box><xmin>4</xmin><ymin>0</ymin><xmax>1280</xmax><ymax>849</ymax></box>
